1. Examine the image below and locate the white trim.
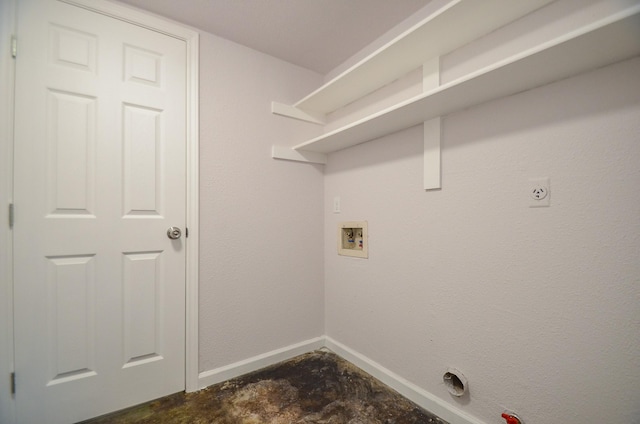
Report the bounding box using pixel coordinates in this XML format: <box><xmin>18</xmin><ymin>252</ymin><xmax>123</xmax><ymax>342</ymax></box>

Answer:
<box><xmin>184</xmin><ymin>28</ymin><xmax>200</xmax><ymax>394</ymax></box>
<box><xmin>324</xmin><ymin>337</ymin><xmax>486</xmax><ymax>424</ymax></box>
<box><xmin>60</xmin><ymin>0</ymin><xmax>197</xmax><ymax>40</ymax></box>
<box><xmin>0</xmin><ymin>0</ymin><xmax>16</xmax><ymax>423</ymax></box>
<box><xmin>57</xmin><ymin>0</ymin><xmax>201</xmax><ymax>394</ymax></box>
<box><xmin>198</xmin><ymin>337</ymin><xmax>325</xmax><ymax>389</ymax></box>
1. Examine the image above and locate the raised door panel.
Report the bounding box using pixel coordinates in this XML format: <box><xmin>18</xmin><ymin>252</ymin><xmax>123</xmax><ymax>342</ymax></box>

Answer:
<box><xmin>46</xmin><ymin>90</ymin><xmax>96</xmax><ymax>217</ymax></box>
<box><xmin>122</xmin><ymin>104</ymin><xmax>162</xmax><ymax>217</ymax></box>
<box><xmin>45</xmin><ymin>255</ymin><xmax>97</xmax><ymax>385</ymax></box>
<box><xmin>122</xmin><ymin>251</ymin><xmax>163</xmax><ymax>367</ymax></box>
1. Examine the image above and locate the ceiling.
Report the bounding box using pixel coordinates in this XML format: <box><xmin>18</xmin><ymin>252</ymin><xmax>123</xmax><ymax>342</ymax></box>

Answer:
<box><xmin>115</xmin><ymin>0</ymin><xmax>431</xmax><ymax>74</ymax></box>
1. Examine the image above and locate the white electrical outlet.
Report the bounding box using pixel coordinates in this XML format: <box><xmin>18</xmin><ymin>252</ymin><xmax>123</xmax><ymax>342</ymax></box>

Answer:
<box><xmin>529</xmin><ymin>177</ymin><xmax>550</xmax><ymax>207</ymax></box>
<box><xmin>333</xmin><ymin>197</ymin><xmax>341</xmax><ymax>213</ymax></box>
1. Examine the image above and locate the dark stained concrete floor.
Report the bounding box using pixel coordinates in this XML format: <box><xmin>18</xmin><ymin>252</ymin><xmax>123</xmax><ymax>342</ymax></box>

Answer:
<box><xmin>81</xmin><ymin>350</ymin><xmax>448</xmax><ymax>424</ymax></box>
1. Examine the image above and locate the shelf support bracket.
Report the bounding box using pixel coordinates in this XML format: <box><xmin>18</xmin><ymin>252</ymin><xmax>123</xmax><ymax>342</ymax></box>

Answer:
<box><xmin>271</xmin><ymin>102</ymin><xmax>326</xmax><ymax>125</ymax></box>
<box><xmin>423</xmin><ymin>58</ymin><xmax>441</xmax><ymax>190</ymax></box>
<box><xmin>271</xmin><ymin>146</ymin><xmax>327</xmax><ymax>165</ymax></box>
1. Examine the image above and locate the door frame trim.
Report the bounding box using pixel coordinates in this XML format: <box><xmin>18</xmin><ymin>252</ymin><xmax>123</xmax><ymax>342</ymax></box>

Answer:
<box><xmin>0</xmin><ymin>0</ymin><xmax>17</xmax><ymax>422</ymax></box>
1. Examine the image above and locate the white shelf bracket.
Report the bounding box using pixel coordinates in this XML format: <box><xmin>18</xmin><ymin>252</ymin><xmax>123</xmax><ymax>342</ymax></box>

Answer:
<box><xmin>423</xmin><ymin>59</ymin><xmax>441</xmax><ymax>190</ymax></box>
<box><xmin>271</xmin><ymin>146</ymin><xmax>327</xmax><ymax>165</ymax></box>
<box><xmin>271</xmin><ymin>101</ymin><xmax>327</xmax><ymax>165</ymax></box>
<box><xmin>271</xmin><ymin>101</ymin><xmax>326</xmax><ymax>125</ymax></box>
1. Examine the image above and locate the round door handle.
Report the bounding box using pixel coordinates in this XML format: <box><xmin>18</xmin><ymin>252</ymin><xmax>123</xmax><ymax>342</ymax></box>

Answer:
<box><xmin>167</xmin><ymin>227</ymin><xmax>182</xmax><ymax>240</ymax></box>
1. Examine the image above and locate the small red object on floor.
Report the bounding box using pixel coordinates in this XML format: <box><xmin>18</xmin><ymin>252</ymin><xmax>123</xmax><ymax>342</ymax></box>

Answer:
<box><xmin>501</xmin><ymin>412</ymin><xmax>521</xmax><ymax>424</ymax></box>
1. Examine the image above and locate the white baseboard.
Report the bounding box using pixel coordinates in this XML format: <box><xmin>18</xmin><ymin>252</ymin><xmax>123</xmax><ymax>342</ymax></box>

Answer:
<box><xmin>324</xmin><ymin>337</ymin><xmax>486</xmax><ymax>424</ymax></box>
<box><xmin>197</xmin><ymin>336</ymin><xmax>325</xmax><ymax>390</ymax></box>
<box><xmin>197</xmin><ymin>335</ymin><xmax>484</xmax><ymax>424</ymax></box>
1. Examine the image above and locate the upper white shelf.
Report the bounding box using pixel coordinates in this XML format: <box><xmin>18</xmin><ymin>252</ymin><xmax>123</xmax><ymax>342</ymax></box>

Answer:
<box><xmin>294</xmin><ymin>0</ymin><xmax>555</xmax><ymax>115</ymax></box>
<box><xmin>293</xmin><ymin>7</ymin><xmax>640</xmax><ymax>154</ymax></box>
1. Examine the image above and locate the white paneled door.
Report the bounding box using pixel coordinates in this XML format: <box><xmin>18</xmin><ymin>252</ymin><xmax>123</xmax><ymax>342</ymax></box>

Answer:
<box><xmin>13</xmin><ymin>0</ymin><xmax>187</xmax><ymax>422</ymax></box>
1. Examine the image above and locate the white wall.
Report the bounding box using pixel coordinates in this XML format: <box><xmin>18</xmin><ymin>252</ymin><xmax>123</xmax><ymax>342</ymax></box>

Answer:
<box><xmin>197</xmin><ymin>32</ymin><xmax>325</xmax><ymax>372</ymax></box>
<box><xmin>324</xmin><ymin>1</ymin><xmax>640</xmax><ymax>423</ymax></box>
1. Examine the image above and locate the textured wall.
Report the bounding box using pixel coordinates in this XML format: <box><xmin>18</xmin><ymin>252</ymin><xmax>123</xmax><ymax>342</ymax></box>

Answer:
<box><xmin>324</xmin><ymin>1</ymin><xmax>640</xmax><ymax>423</ymax></box>
<box><xmin>198</xmin><ymin>32</ymin><xmax>325</xmax><ymax>372</ymax></box>
<box><xmin>325</xmin><ymin>56</ymin><xmax>640</xmax><ymax>424</ymax></box>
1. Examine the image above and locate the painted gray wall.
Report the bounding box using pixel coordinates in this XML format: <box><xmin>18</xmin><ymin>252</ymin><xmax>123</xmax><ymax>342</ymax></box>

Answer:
<box><xmin>197</xmin><ymin>32</ymin><xmax>325</xmax><ymax>372</ymax></box>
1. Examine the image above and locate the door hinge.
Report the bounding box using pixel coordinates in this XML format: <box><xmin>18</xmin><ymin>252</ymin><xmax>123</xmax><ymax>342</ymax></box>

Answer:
<box><xmin>8</xmin><ymin>203</ymin><xmax>14</xmax><ymax>229</ymax></box>
<box><xmin>11</xmin><ymin>36</ymin><xmax>17</xmax><ymax>58</ymax></box>
<box><xmin>10</xmin><ymin>372</ymin><xmax>15</xmax><ymax>395</ymax></box>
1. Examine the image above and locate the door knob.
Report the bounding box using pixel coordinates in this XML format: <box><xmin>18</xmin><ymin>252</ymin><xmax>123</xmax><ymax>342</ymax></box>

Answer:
<box><xmin>167</xmin><ymin>227</ymin><xmax>182</xmax><ymax>240</ymax></box>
